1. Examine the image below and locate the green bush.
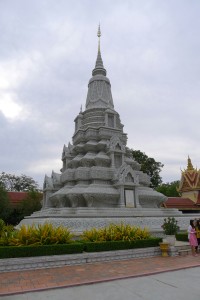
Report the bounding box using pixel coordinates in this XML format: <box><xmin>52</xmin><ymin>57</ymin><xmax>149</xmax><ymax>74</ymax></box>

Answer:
<box><xmin>0</xmin><ymin>220</ymin><xmax>15</xmax><ymax>246</ymax></box>
<box><xmin>176</xmin><ymin>232</ymin><xmax>188</xmax><ymax>241</ymax></box>
<box><xmin>0</xmin><ymin>243</ymin><xmax>84</xmax><ymax>259</ymax></box>
<box><xmin>0</xmin><ymin>237</ymin><xmax>162</xmax><ymax>258</ymax></box>
<box><xmin>0</xmin><ymin>219</ymin><xmax>5</xmax><ymax>233</ymax></box>
<box><xmin>83</xmin><ymin>237</ymin><xmax>162</xmax><ymax>252</ymax></box>
<box><xmin>161</xmin><ymin>217</ymin><xmax>179</xmax><ymax>235</ymax></box>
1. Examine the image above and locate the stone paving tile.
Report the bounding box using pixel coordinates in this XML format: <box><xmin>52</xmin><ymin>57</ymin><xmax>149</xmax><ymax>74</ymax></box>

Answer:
<box><xmin>0</xmin><ymin>254</ymin><xmax>200</xmax><ymax>296</ymax></box>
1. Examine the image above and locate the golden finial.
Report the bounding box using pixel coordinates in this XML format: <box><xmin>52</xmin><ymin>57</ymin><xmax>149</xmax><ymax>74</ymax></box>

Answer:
<box><xmin>187</xmin><ymin>155</ymin><xmax>194</xmax><ymax>171</ymax></box>
<box><xmin>97</xmin><ymin>23</ymin><xmax>101</xmax><ymax>53</ymax></box>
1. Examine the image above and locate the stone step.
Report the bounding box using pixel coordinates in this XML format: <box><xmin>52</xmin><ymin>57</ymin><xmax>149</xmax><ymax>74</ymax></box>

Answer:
<box><xmin>178</xmin><ymin>249</ymin><xmax>191</xmax><ymax>256</ymax></box>
<box><xmin>174</xmin><ymin>241</ymin><xmax>191</xmax><ymax>256</ymax></box>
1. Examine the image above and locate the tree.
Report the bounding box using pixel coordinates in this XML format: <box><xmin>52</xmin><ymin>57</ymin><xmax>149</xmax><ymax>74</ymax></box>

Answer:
<box><xmin>156</xmin><ymin>181</ymin><xmax>180</xmax><ymax>197</ymax></box>
<box><xmin>131</xmin><ymin>149</ymin><xmax>164</xmax><ymax>189</ymax></box>
<box><xmin>7</xmin><ymin>208</ymin><xmax>22</xmax><ymax>226</ymax></box>
<box><xmin>0</xmin><ymin>172</ymin><xmax>40</xmax><ymax>192</ymax></box>
<box><xmin>19</xmin><ymin>190</ymin><xmax>42</xmax><ymax>217</ymax></box>
<box><xmin>4</xmin><ymin>190</ymin><xmax>43</xmax><ymax>226</ymax></box>
<box><xmin>0</xmin><ymin>183</ymin><xmax>12</xmax><ymax>222</ymax></box>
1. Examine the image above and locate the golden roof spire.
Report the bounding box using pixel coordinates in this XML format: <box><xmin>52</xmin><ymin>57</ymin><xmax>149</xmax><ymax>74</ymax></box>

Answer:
<box><xmin>187</xmin><ymin>156</ymin><xmax>194</xmax><ymax>171</ymax></box>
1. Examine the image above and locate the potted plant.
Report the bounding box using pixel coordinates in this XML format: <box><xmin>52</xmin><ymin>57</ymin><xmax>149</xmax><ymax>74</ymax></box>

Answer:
<box><xmin>161</xmin><ymin>217</ymin><xmax>179</xmax><ymax>245</ymax></box>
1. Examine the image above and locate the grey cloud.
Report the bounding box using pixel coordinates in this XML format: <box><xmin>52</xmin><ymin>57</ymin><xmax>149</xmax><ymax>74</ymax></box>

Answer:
<box><xmin>1</xmin><ymin>0</ymin><xmax>200</xmax><ymax>187</ymax></box>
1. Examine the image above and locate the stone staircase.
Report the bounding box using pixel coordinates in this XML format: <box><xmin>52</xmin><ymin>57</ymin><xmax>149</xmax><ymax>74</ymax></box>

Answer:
<box><xmin>174</xmin><ymin>241</ymin><xmax>191</xmax><ymax>256</ymax></box>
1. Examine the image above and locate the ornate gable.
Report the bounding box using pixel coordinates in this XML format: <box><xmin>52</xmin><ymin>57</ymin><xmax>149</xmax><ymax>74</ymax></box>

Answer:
<box><xmin>114</xmin><ymin>163</ymin><xmax>139</xmax><ymax>184</ymax></box>
<box><xmin>178</xmin><ymin>157</ymin><xmax>200</xmax><ymax>193</ymax></box>
<box><xmin>107</xmin><ymin>135</ymin><xmax>125</xmax><ymax>152</ymax></box>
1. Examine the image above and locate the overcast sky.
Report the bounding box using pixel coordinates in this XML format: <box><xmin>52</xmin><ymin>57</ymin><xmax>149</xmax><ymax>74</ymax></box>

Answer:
<box><xmin>0</xmin><ymin>0</ymin><xmax>200</xmax><ymax>188</ymax></box>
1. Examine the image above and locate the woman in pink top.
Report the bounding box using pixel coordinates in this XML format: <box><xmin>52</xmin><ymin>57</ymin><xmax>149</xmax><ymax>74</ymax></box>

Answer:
<box><xmin>188</xmin><ymin>220</ymin><xmax>198</xmax><ymax>256</ymax></box>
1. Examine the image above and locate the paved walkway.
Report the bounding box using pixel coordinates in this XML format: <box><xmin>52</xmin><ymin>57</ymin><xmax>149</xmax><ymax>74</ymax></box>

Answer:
<box><xmin>2</xmin><ymin>267</ymin><xmax>200</xmax><ymax>300</ymax></box>
<box><xmin>1</xmin><ymin>253</ymin><xmax>200</xmax><ymax>297</ymax></box>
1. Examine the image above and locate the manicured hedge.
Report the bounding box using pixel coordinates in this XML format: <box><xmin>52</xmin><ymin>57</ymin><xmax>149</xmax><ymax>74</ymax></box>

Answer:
<box><xmin>0</xmin><ymin>243</ymin><xmax>84</xmax><ymax>259</ymax></box>
<box><xmin>0</xmin><ymin>238</ymin><xmax>162</xmax><ymax>259</ymax></box>
<box><xmin>176</xmin><ymin>232</ymin><xmax>188</xmax><ymax>242</ymax></box>
<box><xmin>83</xmin><ymin>238</ymin><xmax>162</xmax><ymax>252</ymax></box>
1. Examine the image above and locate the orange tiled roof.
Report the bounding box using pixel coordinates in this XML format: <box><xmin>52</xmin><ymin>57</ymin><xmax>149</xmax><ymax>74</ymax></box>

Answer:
<box><xmin>164</xmin><ymin>197</ymin><xmax>200</xmax><ymax>210</ymax></box>
<box><xmin>8</xmin><ymin>192</ymin><xmax>28</xmax><ymax>207</ymax></box>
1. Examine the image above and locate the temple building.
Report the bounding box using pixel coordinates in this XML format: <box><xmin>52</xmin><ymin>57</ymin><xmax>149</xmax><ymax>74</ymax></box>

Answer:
<box><xmin>163</xmin><ymin>157</ymin><xmax>200</xmax><ymax>212</ymax></box>
<box><xmin>178</xmin><ymin>157</ymin><xmax>200</xmax><ymax>202</ymax></box>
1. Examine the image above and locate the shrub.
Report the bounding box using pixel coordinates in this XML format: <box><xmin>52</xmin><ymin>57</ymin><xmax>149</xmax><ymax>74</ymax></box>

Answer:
<box><xmin>0</xmin><ymin>238</ymin><xmax>162</xmax><ymax>259</ymax></box>
<box><xmin>0</xmin><ymin>219</ymin><xmax>5</xmax><ymax>233</ymax></box>
<box><xmin>83</xmin><ymin>238</ymin><xmax>162</xmax><ymax>252</ymax></box>
<box><xmin>176</xmin><ymin>232</ymin><xmax>188</xmax><ymax>241</ymax></box>
<box><xmin>0</xmin><ymin>243</ymin><xmax>84</xmax><ymax>259</ymax></box>
<box><xmin>161</xmin><ymin>217</ymin><xmax>179</xmax><ymax>235</ymax></box>
<box><xmin>81</xmin><ymin>223</ymin><xmax>150</xmax><ymax>242</ymax></box>
<box><xmin>0</xmin><ymin>223</ymin><xmax>74</xmax><ymax>246</ymax></box>
<box><xmin>0</xmin><ymin>222</ymin><xmax>15</xmax><ymax>246</ymax></box>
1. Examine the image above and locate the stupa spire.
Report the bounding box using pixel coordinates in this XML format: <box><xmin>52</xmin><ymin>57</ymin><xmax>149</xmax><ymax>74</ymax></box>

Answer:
<box><xmin>92</xmin><ymin>24</ymin><xmax>107</xmax><ymax>76</ymax></box>
<box><xmin>85</xmin><ymin>25</ymin><xmax>114</xmax><ymax>110</ymax></box>
<box><xmin>97</xmin><ymin>23</ymin><xmax>101</xmax><ymax>52</ymax></box>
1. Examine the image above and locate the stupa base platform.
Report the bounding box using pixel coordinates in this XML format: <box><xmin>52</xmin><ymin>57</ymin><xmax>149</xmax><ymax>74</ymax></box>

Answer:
<box><xmin>17</xmin><ymin>208</ymin><xmax>200</xmax><ymax>235</ymax></box>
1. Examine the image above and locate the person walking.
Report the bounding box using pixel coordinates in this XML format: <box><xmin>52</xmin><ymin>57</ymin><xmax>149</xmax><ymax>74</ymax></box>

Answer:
<box><xmin>188</xmin><ymin>220</ymin><xmax>198</xmax><ymax>256</ymax></box>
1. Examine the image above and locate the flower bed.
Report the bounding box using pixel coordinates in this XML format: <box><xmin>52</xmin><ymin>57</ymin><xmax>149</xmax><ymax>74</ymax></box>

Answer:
<box><xmin>0</xmin><ymin>220</ymin><xmax>162</xmax><ymax>259</ymax></box>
